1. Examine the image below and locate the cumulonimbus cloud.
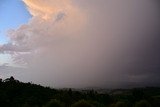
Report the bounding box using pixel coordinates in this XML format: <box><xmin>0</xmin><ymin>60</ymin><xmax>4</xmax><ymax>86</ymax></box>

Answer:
<box><xmin>0</xmin><ymin>0</ymin><xmax>86</xmax><ymax>62</ymax></box>
<box><xmin>1</xmin><ymin>0</ymin><xmax>160</xmax><ymax>88</ymax></box>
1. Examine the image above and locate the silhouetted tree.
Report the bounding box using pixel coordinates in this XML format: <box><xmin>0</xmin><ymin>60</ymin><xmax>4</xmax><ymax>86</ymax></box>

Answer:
<box><xmin>114</xmin><ymin>101</ymin><xmax>127</xmax><ymax>107</ymax></box>
<box><xmin>0</xmin><ymin>78</ymin><xmax>2</xmax><ymax>82</ymax></box>
<box><xmin>43</xmin><ymin>99</ymin><xmax>63</xmax><ymax>107</ymax></box>
<box><xmin>4</xmin><ymin>76</ymin><xmax>15</xmax><ymax>82</ymax></box>
<box><xmin>135</xmin><ymin>100</ymin><xmax>151</xmax><ymax>107</ymax></box>
<box><xmin>132</xmin><ymin>89</ymin><xmax>144</xmax><ymax>102</ymax></box>
<box><xmin>0</xmin><ymin>77</ymin><xmax>160</xmax><ymax>107</ymax></box>
<box><xmin>71</xmin><ymin>100</ymin><xmax>94</xmax><ymax>107</ymax></box>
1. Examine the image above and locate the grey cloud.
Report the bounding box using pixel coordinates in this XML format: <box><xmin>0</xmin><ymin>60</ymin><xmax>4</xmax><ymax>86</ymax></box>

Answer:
<box><xmin>0</xmin><ymin>64</ymin><xmax>25</xmax><ymax>80</ymax></box>
<box><xmin>1</xmin><ymin>0</ymin><xmax>160</xmax><ymax>88</ymax></box>
<box><xmin>0</xmin><ymin>43</ymin><xmax>31</xmax><ymax>53</ymax></box>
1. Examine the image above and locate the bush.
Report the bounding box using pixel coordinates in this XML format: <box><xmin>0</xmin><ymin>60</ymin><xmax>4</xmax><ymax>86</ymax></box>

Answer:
<box><xmin>43</xmin><ymin>99</ymin><xmax>63</xmax><ymax>107</ymax></box>
<box><xmin>135</xmin><ymin>100</ymin><xmax>151</xmax><ymax>107</ymax></box>
<box><xmin>110</xmin><ymin>101</ymin><xmax>127</xmax><ymax>107</ymax></box>
<box><xmin>71</xmin><ymin>100</ymin><xmax>94</xmax><ymax>107</ymax></box>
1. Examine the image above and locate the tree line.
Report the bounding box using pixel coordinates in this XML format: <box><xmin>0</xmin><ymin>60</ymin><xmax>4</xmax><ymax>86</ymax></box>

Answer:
<box><xmin>0</xmin><ymin>76</ymin><xmax>160</xmax><ymax>107</ymax></box>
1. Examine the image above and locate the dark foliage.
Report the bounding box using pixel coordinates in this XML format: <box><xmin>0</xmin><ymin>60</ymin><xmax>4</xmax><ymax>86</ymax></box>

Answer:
<box><xmin>0</xmin><ymin>77</ymin><xmax>160</xmax><ymax>107</ymax></box>
<box><xmin>71</xmin><ymin>100</ymin><xmax>94</xmax><ymax>107</ymax></box>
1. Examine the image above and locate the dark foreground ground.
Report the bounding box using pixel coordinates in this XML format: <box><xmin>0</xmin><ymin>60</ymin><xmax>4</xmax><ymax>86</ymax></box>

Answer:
<box><xmin>0</xmin><ymin>76</ymin><xmax>160</xmax><ymax>107</ymax></box>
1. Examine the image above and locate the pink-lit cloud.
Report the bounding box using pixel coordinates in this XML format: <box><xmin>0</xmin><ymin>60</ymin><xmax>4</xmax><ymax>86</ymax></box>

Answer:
<box><xmin>0</xmin><ymin>0</ymin><xmax>160</xmax><ymax>88</ymax></box>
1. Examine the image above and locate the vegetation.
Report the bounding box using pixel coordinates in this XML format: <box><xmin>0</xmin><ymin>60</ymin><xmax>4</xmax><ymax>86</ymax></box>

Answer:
<box><xmin>71</xmin><ymin>100</ymin><xmax>94</xmax><ymax>107</ymax></box>
<box><xmin>135</xmin><ymin>100</ymin><xmax>151</xmax><ymax>107</ymax></box>
<box><xmin>0</xmin><ymin>76</ymin><xmax>160</xmax><ymax>107</ymax></box>
<box><xmin>43</xmin><ymin>99</ymin><xmax>63</xmax><ymax>107</ymax></box>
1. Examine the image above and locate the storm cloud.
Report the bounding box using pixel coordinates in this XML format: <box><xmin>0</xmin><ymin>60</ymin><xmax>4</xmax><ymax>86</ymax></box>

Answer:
<box><xmin>0</xmin><ymin>0</ymin><xmax>160</xmax><ymax>88</ymax></box>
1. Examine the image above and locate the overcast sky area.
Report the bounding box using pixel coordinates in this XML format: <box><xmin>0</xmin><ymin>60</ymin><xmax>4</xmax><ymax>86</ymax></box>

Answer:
<box><xmin>0</xmin><ymin>0</ymin><xmax>160</xmax><ymax>88</ymax></box>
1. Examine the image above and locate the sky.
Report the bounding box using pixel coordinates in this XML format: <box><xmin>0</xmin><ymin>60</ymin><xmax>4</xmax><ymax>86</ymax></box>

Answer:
<box><xmin>0</xmin><ymin>0</ymin><xmax>31</xmax><ymax>66</ymax></box>
<box><xmin>0</xmin><ymin>0</ymin><xmax>31</xmax><ymax>43</ymax></box>
<box><xmin>0</xmin><ymin>0</ymin><xmax>160</xmax><ymax>88</ymax></box>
